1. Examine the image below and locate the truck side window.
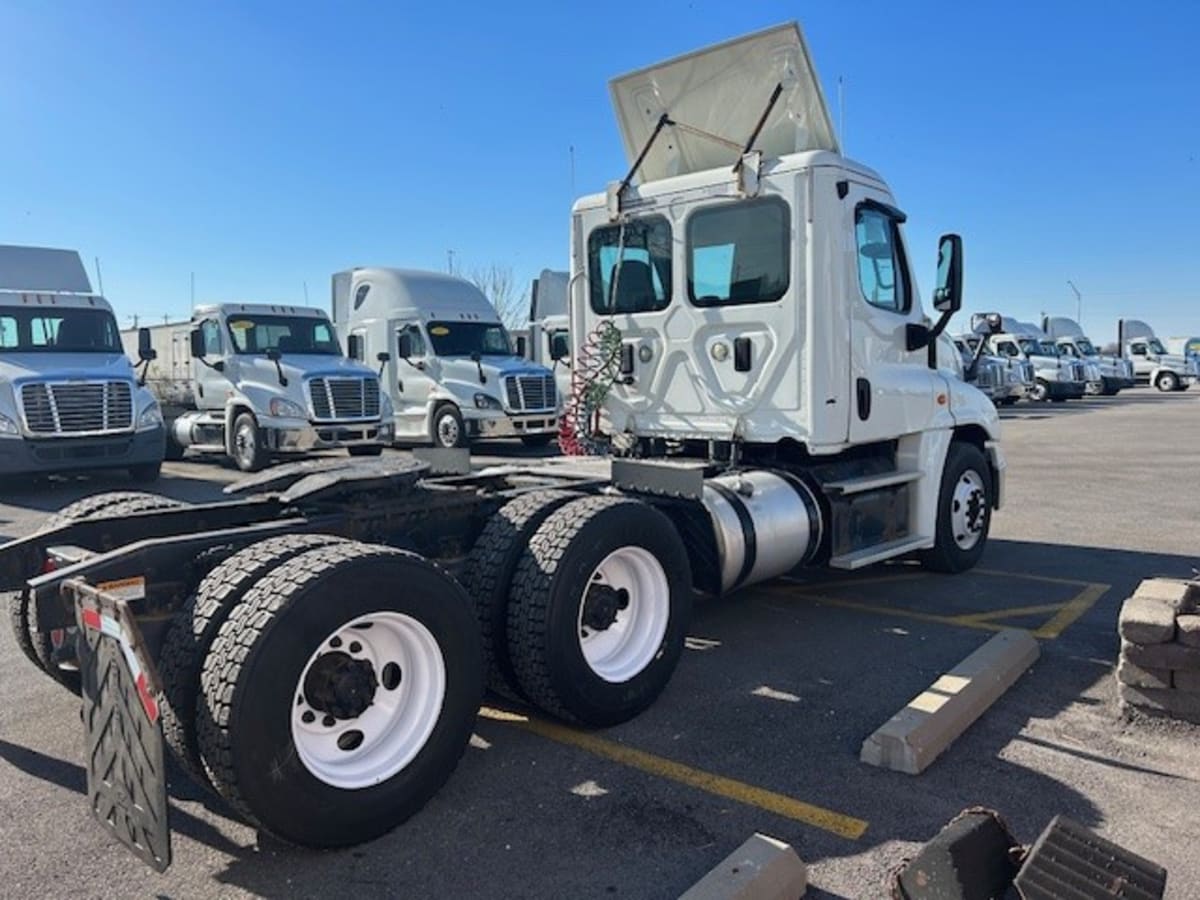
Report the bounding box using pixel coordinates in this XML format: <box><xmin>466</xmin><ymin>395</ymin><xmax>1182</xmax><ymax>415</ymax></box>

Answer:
<box><xmin>855</xmin><ymin>207</ymin><xmax>911</xmax><ymax>313</ymax></box>
<box><xmin>398</xmin><ymin>324</ymin><xmax>426</xmax><ymax>357</ymax></box>
<box><xmin>588</xmin><ymin>216</ymin><xmax>672</xmax><ymax>314</ymax></box>
<box><xmin>0</xmin><ymin>316</ymin><xmax>15</xmax><ymax>348</ymax></box>
<box><xmin>1130</xmin><ymin>343</ymin><xmax>1147</xmax><ymax>356</ymax></box>
<box><xmin>687</xmin><ymin>198</ymin><xmax>790</xmax><ymax>307</ymax></box>
<box><xmin>201</xmin><ymin>319</ymin><xmax>222</xmax><ymax>356</ymax></box>
<box><xmin>998</xmin><ymin>341</ymin><xmax>1019</xmax><ymax>357</ymax></box>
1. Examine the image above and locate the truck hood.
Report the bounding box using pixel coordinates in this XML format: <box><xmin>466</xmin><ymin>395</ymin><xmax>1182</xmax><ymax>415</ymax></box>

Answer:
<box><xmin>435</xmin><ymin>356</ymin><xmax>557</xmax><ymax>405</ymax></box>
<box><xmin>0</xmin><ymin>351</ymin><xmax>135</xmax><ymax>381</ymax></box>
<box><xmin>241</xmin><ymin>354</ymin><xmax>378</xmax><ymax>386</ymax></box>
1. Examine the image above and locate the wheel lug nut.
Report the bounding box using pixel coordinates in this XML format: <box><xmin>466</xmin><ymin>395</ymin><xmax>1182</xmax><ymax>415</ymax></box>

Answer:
<box><xmin>301</xmin><ymin>711</ymin><xmax>315</xmax><ymax>724</ymax></box>
<box><xmin>330</xmin><ymin>636</ymin><xmax>342</xmax><ymax>648</ymax></box>
<box><xmin>323</xmin><ymin>715</ymin><xmax>336</xmax><ymax>728</ymax></box>
<box><xmin>349</xmin><ymin>641</ymin><xmax>362</xmax><ymax>653</ymax></box>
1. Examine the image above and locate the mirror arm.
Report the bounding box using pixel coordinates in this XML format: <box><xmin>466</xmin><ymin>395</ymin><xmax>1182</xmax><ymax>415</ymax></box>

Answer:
<box><xmin>925</xmin><ymin>310</ymin><xmax>956</xmax><ymax>369</ymax></box>
<box><xmin>271</xmin><ymin>356</ymin><xmax>288</xmax><ymax>387</ymax></box>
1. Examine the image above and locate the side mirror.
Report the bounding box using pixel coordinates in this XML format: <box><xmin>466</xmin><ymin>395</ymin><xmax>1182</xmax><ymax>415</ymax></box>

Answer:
<box><xmin>397</xmin><ymin>333</ymin><xmax>414</xmax><ymax>359</ymax></box>
<box><xmin>266</xmin><ymin>348</ymin><xmax>281</xmax><ymax>362</ymax></box>
<box><xmin>137</xmin><ymin>327</ymin><xmax>155</xmax><ymax>362</ymax></box>
<box><xmin>932</xmin><ymin>234</ymin><xmax>963</xmax><ymax>313</ymax></box>
<box><xmin>549</xmin><ymin>332</ymin><xmax>570</xmax><ymax>361</ymax></box>
<box><xmin>189</xmin><ymin>328</ymin><xmax>206</xmax><ymax>359</ymax></box>
<box><xmin>976</xmin><ymin>312</ymin><xmax>1002</xmax><ymax>335</ymax></box>
<box><xmin>514</xmin><ymin>336</ymin><xmax>527</xmax><ymax>357</ymax></box>
<box><xmin>346</xmin><ymin>334</ymin><xmax>363</xmax><ymax>361</ymax></box>
<box><xmin>376</xmin><ymin>351</ymin><xmax>391</xmax><ymax>364</ymax></box>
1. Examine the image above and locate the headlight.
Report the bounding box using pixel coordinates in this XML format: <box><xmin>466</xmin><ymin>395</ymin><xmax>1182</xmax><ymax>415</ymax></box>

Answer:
<box><xmin>0</xmin><ymin>413</ymin><xmax>19</xmax><ymax>437</ymax></box>
<box><xmin>378</xmin><ymin>390</ymin><xmax>393</xmax><ymax>418</ymax></box>
<box><xmin>474</xmin><ymin>392</ymin><xmax>503</xmax><ymax>410</ymax></box>
<box><xmin>136</xmin><ymin>403</ymin><xmax>163</xmax><ymax>432</ymax></box>
<box><xmin>269</xmin><ymin>398</ymin><xmax>306</xmax><ymax>418</ymax></box>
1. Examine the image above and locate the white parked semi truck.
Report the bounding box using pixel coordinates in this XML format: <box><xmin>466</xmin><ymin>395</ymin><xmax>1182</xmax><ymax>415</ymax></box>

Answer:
<box><xmin>0</xmin><ymin>245</ymin><xmax>165</xmax><ymax>480</ymax></box>
<box><xmin>1117</xmin><ymin>319</ymin><xmax>1198</xmax><ymax>391</ymax></box>
<box><xmin>1042</xmin><ymin>316</ymin><xmax>1134</xmax><ymax>396</ymax></box>
<box><xmin>122</xmin><ymin>303</ymin><xmax>392</xmax><ymax>471</ymax></box>
<box><xmin>980</xmin><ymin>317</ymin><xmax>1088</xmax><ymax>402</ymax></box>
<box><xmin>333</xmin><ymin>268</ymin><xmax>560</xmax><ymax>448</ymax></box>
<box><xmin>2</xmin><ymin>23</ymin><xmax>1004</xmax><ymax>871</ymax></box>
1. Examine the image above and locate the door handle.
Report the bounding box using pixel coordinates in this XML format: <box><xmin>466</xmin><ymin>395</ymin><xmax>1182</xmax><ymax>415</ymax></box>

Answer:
<box><xmin>733</xmin><ymin>337</ymin><xmax>752</xmax><ymax>372</ymax></box>
<box><xmin>856</xmin><ymin>378</ymin><xmax>872</xmax><ymax>421</ymax></box>
<box><xmin>397</xmin><ymin>381</ymin><xmax>404</xmax><ymax>393</ymax></box>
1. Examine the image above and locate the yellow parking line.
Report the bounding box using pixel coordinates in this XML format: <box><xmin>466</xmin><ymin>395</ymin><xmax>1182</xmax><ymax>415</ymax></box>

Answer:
<box><xmin>974</xmin><ymin>568</ymin><xmax>1090</xmax><ymax>588</ymax></box>
<box><xmin>478</xmin><ymin>706</ymin><xmax>869</xmax><ymax>841</ymax></box>
<box><xmin>763</xmin><ymin>587</ymin><xmax>1009</xmax><ymax>634</ymax></box>
<box><xmin>1033</xmin><ymin>583</ymin><xmax>1109</xmax><ymax>639</ymax></box>
<box><xmin>953</xmin><ymin>603</ymin><xmax>1066</xmax><ymax>625</ymax></box>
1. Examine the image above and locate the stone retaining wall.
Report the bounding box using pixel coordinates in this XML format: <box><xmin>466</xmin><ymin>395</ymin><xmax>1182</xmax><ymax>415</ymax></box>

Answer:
<box><xmin>1116</xmin><ymin>578</ymin><xmax>1200</xmax><ymax>724</ymax></box>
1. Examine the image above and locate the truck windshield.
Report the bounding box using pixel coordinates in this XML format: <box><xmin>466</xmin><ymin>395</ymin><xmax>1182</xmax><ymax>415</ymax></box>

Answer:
<box><xmin>226</xmin><ymin>316</ymin><xmax>341</xmax><ymax>355</ymax></box>
<box><xmin>1148</xmin><ymin>338</ymin><xmax>1167</xmax><ymax>355</ymax></box>
<box><xmin>0</xmin><ymin>307</ymin><xmax>122</xmax><ymax>353</ymax></box>
<box><xmin>426</xmin><ymin>321</ymin><xmax>512</xmax><ymax>357</ymax></box>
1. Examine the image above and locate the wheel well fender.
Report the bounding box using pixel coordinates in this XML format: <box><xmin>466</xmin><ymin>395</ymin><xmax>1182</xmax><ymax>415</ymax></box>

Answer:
<box><xmin>225</xmin><ymin>403</ymin><xmax>256</xmax><ymax>456</ymax></box>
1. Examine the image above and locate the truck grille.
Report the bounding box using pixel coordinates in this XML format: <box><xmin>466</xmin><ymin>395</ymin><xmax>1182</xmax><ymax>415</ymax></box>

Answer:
<box><xmin>20</xmin><ymin>381</ymin><xmax>133</xmax><ymax>435</ymax></box>
<box><xmin>504</xmin><ymin>374</ymin><xmax>556</xmax><ymax>412</ymax></box>
<box><xmin>308</xmin><ymin>377</ymin><xmax>380</xmax><ymax>421</ymax></box>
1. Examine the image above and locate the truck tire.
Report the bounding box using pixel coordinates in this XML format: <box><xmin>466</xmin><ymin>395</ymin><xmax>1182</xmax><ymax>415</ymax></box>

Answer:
<box><xmin>506</xmin><ymin>495</ymin><xmax>692</xmax><ymax>726</ymax></box>
<box><xmin>196</xmin><ymin>542</ymin><xmax>482</xmax><ymax>847</ymax></box>
<box><xmin>1156</xmin><ymin>371</ymin><xmax>1179</xmax><ymax>392</ymax></box>
<box><xmin>461</xmin><ymin>490</ymin><xmax>580</xmax><ymax>696</ymax></box>
<box><xmin>231</xmin><ymin>412</ymin><xmax>269</xmax><ymax>472</ymax></box>
<box><xmin>430</xmin><ymin>404</ymin><xmax>467</xmax><ymax>449</ymax></box>
<box><xmin>24</xmin><ymin>493</ymin><xmax>186</xmax><ymax>695</ymax></box>
<box><xmin>164</xmin><ymin>428</ymin><xmax>186</xmax><ymax>461</ymax></box>
<box><xmin>919</xmin><ymin>442</ymin><xmax>993</xmax><ymax>574</ymax></box>
<box><xmin>1030</xmin><ymin>379</ymin><xmax>1049</xmax><ymax>402</ymax></box>
<box><xmin>348</xmin><ymin>445</ymin><xmax>384</xmax><ymax>457</ymax></box>
<box><xmin>159</xmin><ymin>533</ymin><xmax>347</xmax><ymax>789</ymax></box>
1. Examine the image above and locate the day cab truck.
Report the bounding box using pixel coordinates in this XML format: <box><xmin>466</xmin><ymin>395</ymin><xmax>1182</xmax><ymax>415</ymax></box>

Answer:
<box><xmin>122</xmin><ymin>303</ymin><xmax>392</xmax><ymax>472</ymax></box>
<box><xmin>1118</xmin><ymin>319</ymin><xmax>1198</xmax><ymax>392</ymax></box>
<box><xmin>0</xmin><ymin>245</ymin><xmax>164</xmax><ymax>481</ymax></box>
<box><xmin>980</xmin><ymin>317</ymin><xmax>1088</xmax><ymax>402</ymax></box>
<box><xmin>525</xmin><ymin>268</ymin><xmax>573</xmax><ymax>398</ymax></box>
<box><xmin>1042</xmin><ymin>316</ymin><xmax>1134</xmax><ymax>396</ymax></box>
<box><xmin>951</xmin><ymin>332</ymin><xmax>1028</xmax><ymax>406</ymax></box>
<box><xmin>333</xmin><ymin>268</ymin><xmax>560</xmax><ymax>448</ymax></box>
<box><xmin>1</xmin><ymin>22</ymin><xmax>1003</xmax><ymax>872</ymax></box>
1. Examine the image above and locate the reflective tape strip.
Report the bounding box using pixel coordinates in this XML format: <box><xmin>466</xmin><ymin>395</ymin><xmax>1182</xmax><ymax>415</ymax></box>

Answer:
<box><xmin>80</xmin><ymin>605</ymin><xmax>159</xmax><ymax>724</ymax></box>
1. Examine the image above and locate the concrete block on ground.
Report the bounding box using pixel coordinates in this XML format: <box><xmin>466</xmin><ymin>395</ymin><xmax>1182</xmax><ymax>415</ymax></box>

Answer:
<box><xmin>1118</xmin><ymin>596</ymin><xmax>1176</xmax><ymax>645</ymax></box>
<box><xmin>1121</xmin><ymin>639</ymin><xmax>1200</xmax><ymax>672</ymax></box>
<box><xmin>1116</xmin><ymin>659</ymin><xmax>1172</xmax><ymax>690</ymax></box>
<box><xmin>679</xmin><ymin>833</ymin><xmax>807</xmax><ymax>900</ymax></box>
<box><xmin>1132</xmin><ymin>578</ymin><xmax>1200</xmax><ymax>613</ymax></box>
<box><xmin>861</xmin><ymin>629</ymin><xmax>1039</xmax><ymax>775</ymax></box>
<box><xmin>1176</xmin><ymin>615</ymin><xmax>1200</xmax><ymax>649</ymax></box>
<box><xmin>1174</xmin><ymin>670</ymin><xmax>1200</xmax><ymax>693</ymax></box>
<box><xmin>1118</xmin><ymin>683</ymin><xmax>1200</xmax><ymax>724</ymax></box>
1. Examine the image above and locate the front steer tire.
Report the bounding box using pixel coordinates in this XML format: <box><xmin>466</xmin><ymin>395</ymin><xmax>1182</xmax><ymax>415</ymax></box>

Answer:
<box><xmin>919</xmin><ymin>441</ymin><xmax>993</xmax><ymax>574</ymax></box>
<box><xmin>231</xmin><ymin>412</ymin><xmax>269</xmax><ymax>473</ymax></box>
<box><xmin>506</xmin><ymin>495</ymin><xmax>692</xmax><ymax>726</ymax></box>
<box><xmin>196</xmin><ymin>542</ymin><xmax>482</xmax><ymax>847</ymax></box>
<box><xmin>159</xmin><ymin>533</ymin><xmax>348</xmax><ymax>789</ymax></box>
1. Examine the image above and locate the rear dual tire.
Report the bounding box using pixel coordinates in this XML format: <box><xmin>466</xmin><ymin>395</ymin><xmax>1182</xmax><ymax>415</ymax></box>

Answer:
<box><xmin>505</xmin><ymin>495</ymin><xmax>692</xmax><ymax>726</ymax></box>
<box><xmin>194</xmin><ymin>542</ymin><xmax>482</xmax><ymax>847</ymax></box>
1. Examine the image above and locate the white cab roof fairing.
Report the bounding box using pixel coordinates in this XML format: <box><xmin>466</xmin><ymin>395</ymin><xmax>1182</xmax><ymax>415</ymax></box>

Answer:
<box><xmin>0</xmin><ymin>245</ymin><xmax>93</xmax><ymax>293</ymax></box>
<box><xmin>195</xmin><ymin>302</ymin><xmax>331</xmax><ymax>320</ymax></box>
<box><xmin>609</xmin><ymin>22</ymin><xmax>839</xmax><ymax>184</ymax></box>
<box><xmin>334</xmin><ymin>268</ymin><xmax>499</xmax><ymax>328</ymax></box>
<box><xmin>1119</xmin><ymin>319</ymin><xmax>1156</xmax><ymax>341</ymax></box>
<box><xmin>532</xmin><ymin>269</ymin><xmax>569</xmax><ymax>320</ymax></box>
<box><xmin>1044</xmin><ymin>316</ymin><xmax>1085</xmax><ymax>340</ymax></box>
<box><xmin>0</xmin><ymin>290</ymin><xmax>113</xmax><ymax>312</ymax></box>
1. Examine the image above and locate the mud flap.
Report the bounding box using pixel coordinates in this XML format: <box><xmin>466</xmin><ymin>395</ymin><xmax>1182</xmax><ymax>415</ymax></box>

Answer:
<box><xmin>71</xmin><ymin>579</ymin><xmax>172</xmax><ymax>872</ymax></box>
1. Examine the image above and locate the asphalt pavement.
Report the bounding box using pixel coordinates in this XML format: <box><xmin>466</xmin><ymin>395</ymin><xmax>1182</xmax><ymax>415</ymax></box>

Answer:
<box><xmin>1</xmin><ymin>388</ymin><xmax>1198</xmax><ymax>899</ymax></box>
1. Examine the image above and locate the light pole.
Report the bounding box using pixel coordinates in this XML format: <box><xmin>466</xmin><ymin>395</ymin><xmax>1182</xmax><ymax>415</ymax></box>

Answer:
<box><xmin>1067</xmin><ymin>280</ymin><xmax>1082</xmax><ymax>325</ymax></box>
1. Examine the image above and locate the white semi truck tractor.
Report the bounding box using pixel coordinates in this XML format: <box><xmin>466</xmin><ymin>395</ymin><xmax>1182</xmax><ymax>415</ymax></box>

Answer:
<box><xmin>982</xmin><ymin>318</ymin><xmax>1088</xmax><ymax>402</ymax></box>
<box><xmin>1</xmin><ymin>23</ymin><xmax>1004</xmax><ymax>870</ymax></box>
<box><xmin>1118</xmin><ymin>319</ymin><xmax>1198</xmax><ymax>391</ymax></box>
<box><xmin>333</xmin><ymin>268</ymin><xmax>560</xmax><ymax>448</ymax></box>
<box><xmin>122</xmin><ymin>302</ymin><xmax>393</xmax><ymax>471</ymax></box>
<box><xmin>1042</xmin><ymin>316</ymin><xmax>1134</xmax><ymax>395</ymax></box>
<box><xmin>0</xmin><ymin>245</ymin><xmax>165</xmax><ymax>481</ymax></box>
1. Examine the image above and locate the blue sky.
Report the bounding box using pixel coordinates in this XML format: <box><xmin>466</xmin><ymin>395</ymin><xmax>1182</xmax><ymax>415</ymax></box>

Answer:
<box><xmin>1</xmin><ymin>2</ymin><xmax>1198</xmax><ymax>343</ymax></box>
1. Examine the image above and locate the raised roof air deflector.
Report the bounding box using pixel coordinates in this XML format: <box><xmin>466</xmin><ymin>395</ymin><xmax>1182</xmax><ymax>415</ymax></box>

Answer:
<box><xmin>608</xmin><ymin>22</ymin><xmax>839</xmax><ymax>184</ymax></box>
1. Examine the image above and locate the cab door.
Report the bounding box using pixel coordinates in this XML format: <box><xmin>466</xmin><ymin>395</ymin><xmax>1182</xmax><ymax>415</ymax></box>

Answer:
<box><xmin>844</xmin><ymin>186</ymin><xmax>940</xmax><ymax>444</ymax></box>
<box><xmin>192</xmin><ymin>317</ymin><xmax>229</xmax><ymax>411</ymax></box>
<box><xmin>391</xmin><ymin>321</ymin><xmax>436</xmax><ymax>437</ymax></box>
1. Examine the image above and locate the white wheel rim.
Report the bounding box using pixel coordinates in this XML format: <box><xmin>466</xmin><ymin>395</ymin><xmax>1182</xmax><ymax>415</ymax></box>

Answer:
<box><xmin>291</xmin><ymin>611</ymin><xmax>446</xmax><ymax>790</ymax></box>
<box><xmin>437</xmin><ymin>415</ymin><xmax>459</xmax><ymax>446</ymax></box>
<box><xmin>576</xmin><ymin>546</ymin><xmax>670</xmax><ymax>683</ymax></box>
<box><xmin>235</xmin><ymin>424</ymin><xmax>256</xmax><ymax>463</ymax></box>
<box><xmin>950</xmin><ymin>469</ymin><xmax>987</xmax><ymax>550</ymax></box>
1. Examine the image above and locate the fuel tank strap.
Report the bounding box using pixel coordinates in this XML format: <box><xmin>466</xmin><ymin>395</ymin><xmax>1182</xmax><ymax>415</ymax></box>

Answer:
<box><xmin>705</xmin><ymin>480</ymin><xmax>757</xmax><ymax>590</ymax></box>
